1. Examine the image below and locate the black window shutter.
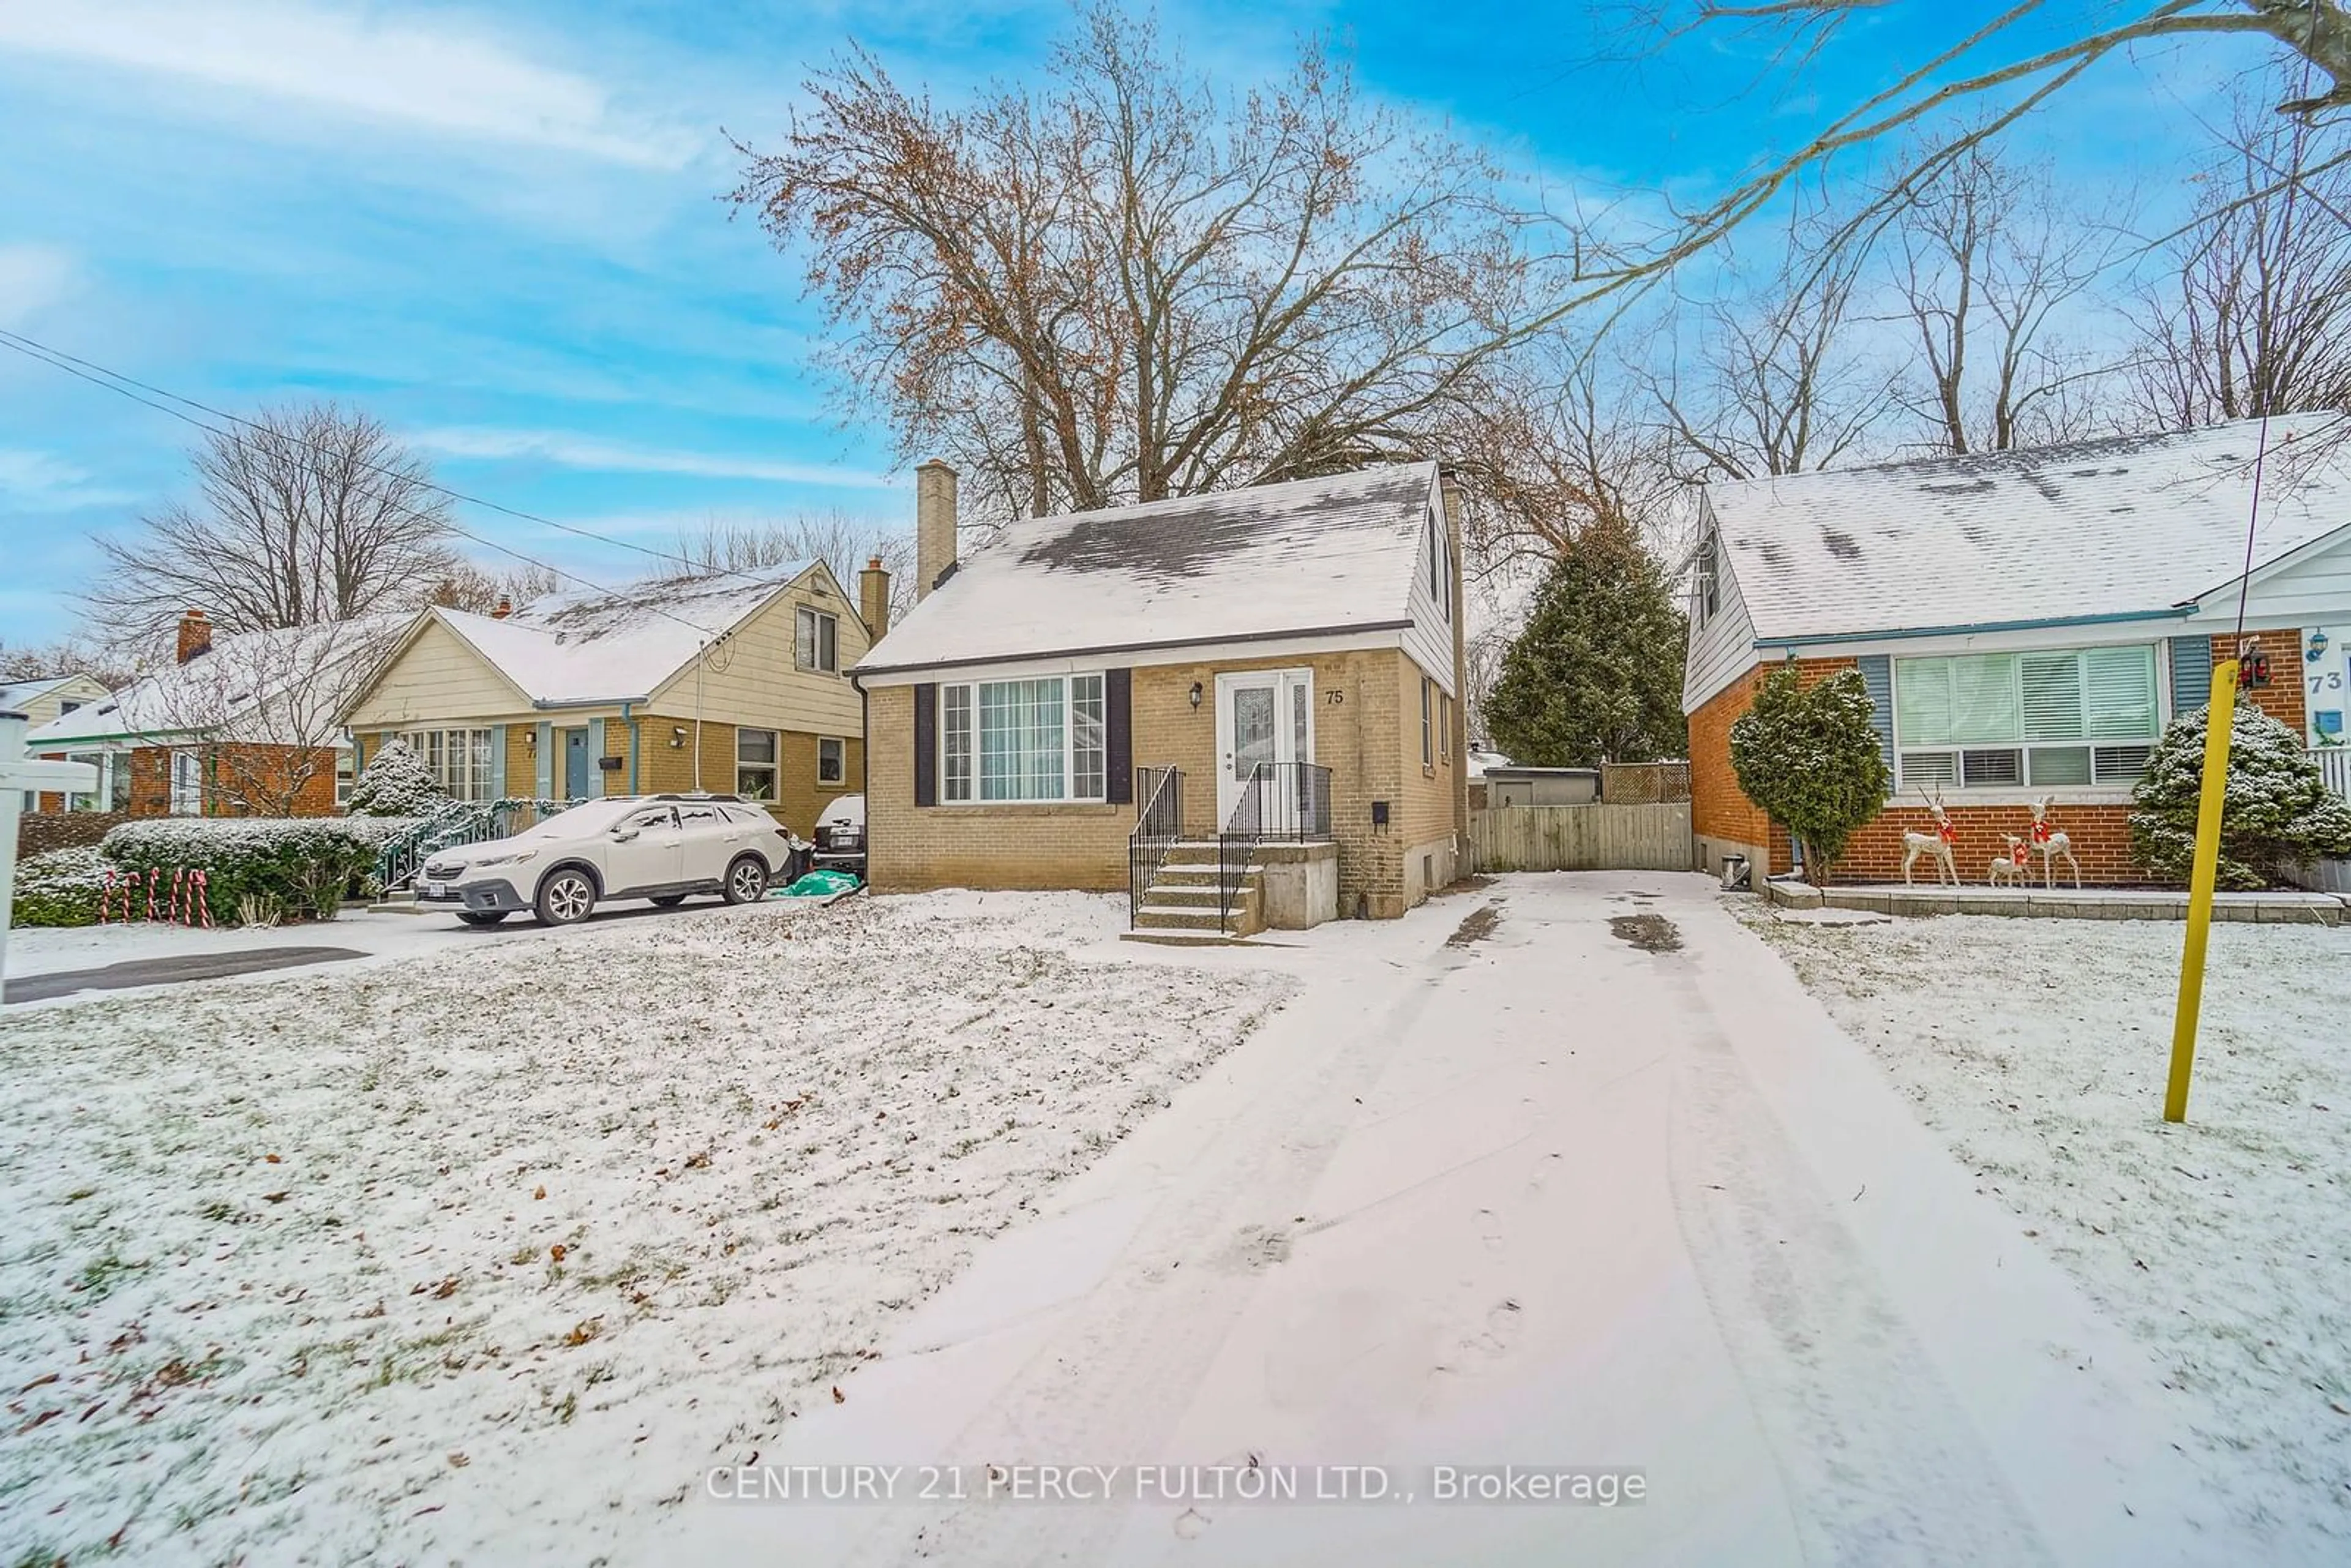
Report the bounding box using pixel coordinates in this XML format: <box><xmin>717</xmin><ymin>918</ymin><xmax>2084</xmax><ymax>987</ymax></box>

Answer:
<box><xmin>913</xmin><ymin>683</ymin><xmax>937</xmax><ymax>807</ymax></box>
<box><xmin>1105</xmin><ymin>668</ymin><xmax>1133</xmax><ymax>804</ymax></box>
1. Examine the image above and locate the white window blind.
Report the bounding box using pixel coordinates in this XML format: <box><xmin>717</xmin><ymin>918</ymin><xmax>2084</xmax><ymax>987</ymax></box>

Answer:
<box><xmin>1894</xmin><ymin>647</ymin><xmax>2159</xmax><ymax>790</ymax></box>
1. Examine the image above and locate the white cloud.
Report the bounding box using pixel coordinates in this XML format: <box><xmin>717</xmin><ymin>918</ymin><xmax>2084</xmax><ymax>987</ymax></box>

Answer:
<box><xmin>0</xmin><ymin>447</ymin><xmax>136</xmax><ymax>509</ymax></box>
<box><xmin>0</xmin><ymin>1</ymin><xmax>699</xmax><ymax>168</ymax></box>
<box><xmin>411</xmin><ymin>427</ymin><xmax>898</xmax><ymax>489</ymax></box>
<box><xmin>0</xmin><ymin>243</ymin><xmax>78</xmax><ymax>328</ymax></box>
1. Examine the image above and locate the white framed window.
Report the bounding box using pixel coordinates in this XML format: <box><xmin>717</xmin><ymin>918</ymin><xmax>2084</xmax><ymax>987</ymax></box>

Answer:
<box><xmin>402</xmin><ymin>728</ymin><xmax>496</xmax><ymax>801</ymax></box>
<box><xmin>335</xmin><ymin>751</ymin><xmax>354</xmax><ymax>808</ymax></box>
<box><xmin>169</xmin><ymin>749</ymin><xmax>204</xmax><ymax>816</ymax></box>
<box><xmin>940</xmin><ymin>673</ymin><xmax>1106</xmax><ymax>803</ymax></box>
<box><xmin>817</xmin><ymin>735</ymin><xmax>845</xmax><ymax>786</ymax></box>
<box><xmin>67</xmin><ymin>751</ymin><xmax>106</xmax><ymax>812</ymax></box>
<box><xmin>737</xmin><ymin>728</ymin><xmax>779</xmax><ymax>800</ymax></box>
<box><xmin>1697</xmin><ymin>531</ymin><xmax>1720</xmax><ymax>624</ymax></box>
<box><xmin>1895</xmin><ymin>646</ymin><xmax>2159</xmax><ymax>789</ymax></box>
<box><xmin>1421</xmin><ymin>678</ymin><xmax>1434</xmax><ymax>767</ymax></box>
<box><xmin>796</xmin><ymin>607</ymin><xmax>839</xmax><ymax>673</ymax></box>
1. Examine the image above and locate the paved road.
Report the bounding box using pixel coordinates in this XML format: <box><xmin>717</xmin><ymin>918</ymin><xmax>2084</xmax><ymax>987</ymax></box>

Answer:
<box><xmin>4</xmin><ymin>946</ymin><xmax>367</xmax><ymax>1003</ymax></box>
<box><xmin>681</xmin><ymin>874</ymin><xmax>2247</xmax><ymax>1567</ymax></box>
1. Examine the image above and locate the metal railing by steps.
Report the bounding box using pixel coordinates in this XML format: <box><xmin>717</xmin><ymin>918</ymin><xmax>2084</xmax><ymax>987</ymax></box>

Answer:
<box><xmin>1127</xmin><ymin>766</ymin><xmax>1185</xmax><ymax>928</ymax></box>
<box><xmin>1217</xmin><ymin>760</ymin><xmax>1331</xmax><ymax>929</ymax></box>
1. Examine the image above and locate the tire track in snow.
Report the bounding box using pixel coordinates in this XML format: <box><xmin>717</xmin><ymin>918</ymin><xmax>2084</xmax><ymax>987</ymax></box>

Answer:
<box><xmin>855</xmin><ymin>942</ymin><xmax>1471</xmax><ymax>1566</ymax></box>
<box><xmin>1657</xmin><ymin>943</ymin><xmax>2056</xmax><ymax>1567</ymax></box>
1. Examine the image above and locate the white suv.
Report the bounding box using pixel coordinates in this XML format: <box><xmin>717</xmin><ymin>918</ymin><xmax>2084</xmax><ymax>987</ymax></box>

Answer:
<box><xmin>416</xmin><ymin>795</ymin><xmax>804</xmax><ymax>927</ymax></box>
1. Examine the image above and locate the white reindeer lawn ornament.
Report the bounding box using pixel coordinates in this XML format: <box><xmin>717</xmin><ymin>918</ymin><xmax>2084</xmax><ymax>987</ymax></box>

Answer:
<box><xmin>1901</xmin><ymin>790</ymin><xmax>1959</xmax><ymax>887</ymax></box>
<box><xmin>2028</xmin><ymin>797</ymin><xmax>2082</xmax><ymax>889</ymax></box>
<box><xmin>1989</xmin><ymin>834</ymin><xmax>2031</xmax><ymax>888</ymax></box>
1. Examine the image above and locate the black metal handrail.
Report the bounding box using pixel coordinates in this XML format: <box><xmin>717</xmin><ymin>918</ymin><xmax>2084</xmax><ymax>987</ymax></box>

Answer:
<box><xmin>1128</xmin><ymin>765</ymin><xmax>1185</xmax><ymax>927</ymax></box>
<box><xmin>1216</xmin><ymin>761</ymin><xmax>1333</xmax><ymax>927</ymax></box>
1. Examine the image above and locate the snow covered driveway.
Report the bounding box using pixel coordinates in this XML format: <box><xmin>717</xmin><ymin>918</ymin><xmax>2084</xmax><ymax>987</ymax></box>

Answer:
<box><xmin>682</xmin><ymin>875</ymin><xmax>2263</xmax><ymax>1568</ymax></box>
<box><xmin>0</xmin><ymin>892</ymin><xmax>1291</xmax><ymax>1565</ymax></box>
<box><xmin>1748</xmin><ymin>906</ymin><xmax>2351</xmax><ymax>1561</ymax></box>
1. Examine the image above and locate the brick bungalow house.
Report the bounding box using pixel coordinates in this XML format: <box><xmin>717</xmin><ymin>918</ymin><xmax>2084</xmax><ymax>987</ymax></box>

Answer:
<box><xmin>1684</xmin><ymin>418</ymin><xmax>2351</xmax><ymax>885</ymax></box>
<box><xmin>851</xmin><ymin>460</ymin><xmax>1469</xmax><ymax>930</ymax></box>
<box><xmin>4</xmin><ymin>672</ymin><xmax>114</xmax><ymax>812</ymax></box>
<box><xmin>26</xmin><ymin>612</ymin><xmax>389</xmax><ymax>817</ymax></box>
<box><xmin>341</xmin><ymin>563</ymin><xmax>885</xmax><ymax>837</ymax></box>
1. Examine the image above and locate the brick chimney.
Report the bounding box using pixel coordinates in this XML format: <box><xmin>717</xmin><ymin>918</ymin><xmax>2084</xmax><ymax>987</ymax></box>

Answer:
<box><xmin>858</xmin><ymin>557</ymin><xmax>891</xmax><ymax>642</ymax></box>
<box><xmin>176</xmin><ymin>608</ymin><xmax>214</xmax><ymax>664</ymax></box>
<box><xmin>492</xmin><ymin>594</ymin><xmax>514</xmax><ymax>620</ymax></box>
<box><xmin>915</xmin><ymin>459</ymin><xmax>958</xmax><ymax>601</ymax></box>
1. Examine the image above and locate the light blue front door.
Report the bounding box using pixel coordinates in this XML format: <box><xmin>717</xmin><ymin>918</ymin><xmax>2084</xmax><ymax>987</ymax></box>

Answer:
<box><xmin>563</xmin><ymin>728</ymin><xmax>591</xmax><ymax>799</ymax></box>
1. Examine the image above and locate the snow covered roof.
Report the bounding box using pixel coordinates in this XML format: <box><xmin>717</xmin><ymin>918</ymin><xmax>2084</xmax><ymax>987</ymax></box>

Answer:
<box><xmin>427</xmin><ymin>567</ymin><xmax>811</xmax><ymax>707</ymax></box>
<box><xmin>0</xmin><ymin>674</ymin><xmax>93</xmax><ymax>715</ymax></box>
<box><xmin>1706</xmin><ymin>416</ymin><xmax>2351</xmax><ymax>643</ymax></box>
<box><xmin>28</xmin><ymin>618</ymin><xmax>399</xmax><ymax>748</ymax></box>
<box><xmin>854</xmin><ymin>463</ymin><xmax>1441</xmax><ymax>673</ymax></box>
<box><xmin>1466</xmin><ymin>749</ymin><xmax>1512</xmax><ymax>781</ymax></box>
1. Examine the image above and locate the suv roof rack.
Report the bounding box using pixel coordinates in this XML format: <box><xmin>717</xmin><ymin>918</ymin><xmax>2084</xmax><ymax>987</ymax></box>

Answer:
<box><xmin>645</xmin><ymin>792</ymin><xmax>746</xmax><ymax>803</ymax></box>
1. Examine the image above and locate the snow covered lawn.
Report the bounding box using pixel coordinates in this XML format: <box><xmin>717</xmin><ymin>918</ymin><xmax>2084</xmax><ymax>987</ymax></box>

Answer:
<box><xmin>0</xmin><ymin>891</ymin><xmax>1293</xmax><ymax>1565</ymax></box>
<box><xmin>1744</xmin><ymin>904</ymin><xmax>2351</xmax><ymax>1553</ymax></box>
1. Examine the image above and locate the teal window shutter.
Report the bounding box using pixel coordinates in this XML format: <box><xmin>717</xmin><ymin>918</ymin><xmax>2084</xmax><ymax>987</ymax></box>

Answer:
<box><xmin>587</xmin><ymin>718</ymin><xmax>606</xmax><ymax>797</ymax></box>
<box><xmin>534</xmin><ymin>722</ymin><xmax>553</xmax><ymax>799</ymax></box>
<box><xmin>2168</xmin><ymin>636</ymin><xmax>2213</xmax><ymax>718</ymax></box>
<box><xmin>1856</xmin><ymin>655</ymin><xmax>1895</xmax><ymax>793</ymax></box>
<box><xmin>488</xmin><ymin>724</ymin><xmax>508</xmax><ymax>800</ymax></box>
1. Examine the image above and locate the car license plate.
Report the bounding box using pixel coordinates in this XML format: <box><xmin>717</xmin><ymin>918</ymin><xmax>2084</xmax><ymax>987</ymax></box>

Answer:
<box><xmin>422</xmin><ymin>881</ymin><xmax>448</xmax><ymax>899</ymax></box>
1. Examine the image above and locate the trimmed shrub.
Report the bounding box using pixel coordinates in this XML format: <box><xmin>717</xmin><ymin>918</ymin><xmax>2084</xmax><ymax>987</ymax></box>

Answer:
<box><xmin>2130</xmin><ymin>702</ymin><xmax>2351</xmax><ymax>889</ymax></box>
<box><xmin>1729</xmin><ymin>665</ymin><xmax>1891</xmax><ymax>882</ymax></box>
<box><xmin>9</xmin><ymin>846</ymin><xmax>114</xmax><ymax>928</ymax></box>
<box><xmin>347</xmin><ymin>738</ymin><xmax>449</xmax><ymax>817</ymax></box>
<box><xmin>101</xmin><ymin>817</ymin><xmax>428</xmax><ymax>925</ymax></box>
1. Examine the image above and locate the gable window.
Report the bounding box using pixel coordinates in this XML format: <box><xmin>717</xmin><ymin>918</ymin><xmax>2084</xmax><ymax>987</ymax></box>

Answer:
<box><xmin>402</xmin><ymin>728</ymin><xmax>496</xmax><ymax>801</ymax></box>
<box><xmin>1894</xmin><ymin>646</ymin><xmax>2159</xmax><ymax>789</ymax></box>
<box><xmin>1697</xmin><ymin>532</ymin><xmax>1720</xmax><ymax>625</ymax></box>
<box><xmin>939</xmin><ymin>673</ymin><xmax>1106</xmax><ymax>803</ymax></box>
<box><xmin>796</xmin><ymin>607</ymin><xmax>839</xmax><ymax>674</ymax></box>
<box><xmin>818</xmin><ymin>736</ymin><xmax>846</xmax><ymax>786</ymax></box>
<box><xmin>737</xmin><ymin>728</ymin><xmax>779</xmax><ymax>800</ymax></box>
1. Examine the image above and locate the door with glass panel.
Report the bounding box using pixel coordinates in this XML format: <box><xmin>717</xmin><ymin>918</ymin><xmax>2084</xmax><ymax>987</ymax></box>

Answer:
<box><xmin>1213</xmin><ymin>669</ymin><xmax>1314</xmax><ymax>827</ymax></box>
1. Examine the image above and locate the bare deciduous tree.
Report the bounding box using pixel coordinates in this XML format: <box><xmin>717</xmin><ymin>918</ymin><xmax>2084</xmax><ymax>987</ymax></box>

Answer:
<box><xmin>1649</xmin><ymin>217</ymin><xmax>1897</xmax><ymax>481</ymax></box>
<box><xmin>148</xmin><ymin>619</ymin><xmax>399</xmax><ymax>817</ymax></box>
<box><xmin>661</xmin><ymin>512</ymin><xmax>917</xmax><ymax>627</ymax></box>
<box><xmin>2126</xmin><ymin>91</ymin><xmax>2351</xmax><ymax>427</ymax></box>
<box><xmin>88</xmin><ymin>402</ymin><xmax>458</xmax><ymax>647</ymax></box>
<box><xmin>1583</xmin><ymin>4</ymin><xmax>2351</xmax><ymax>307</ymax></box>
<box><xmin>730</xmin><ymin>4</ymin><xmax>1533</xmax><ymax>520</ymax></box>
<box><xmin>1884</xmin><ymin>140</ymin><xmax>2123</xmax><ymax>453</ymax></box>
<box><xmin>426</xmin><ymin>559</ymin><xmax>567</xmax><ymax>617</ymax></box>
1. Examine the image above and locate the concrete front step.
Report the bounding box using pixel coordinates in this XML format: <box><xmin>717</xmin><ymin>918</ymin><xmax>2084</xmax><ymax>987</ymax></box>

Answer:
<box><xmin>1144</xmin><ymin>883</ymin><xmax>1256</xmax><ymax>907</ymax></box>
<box><xmin>1118</xmin><ymin>929</ymin><xmax>1265</xmax><ymax>947</ymax></box>
<box><xmin>1133</xmin><ymin>902</ymin><xmax>1248</xmax><ymax>931</ymax></box>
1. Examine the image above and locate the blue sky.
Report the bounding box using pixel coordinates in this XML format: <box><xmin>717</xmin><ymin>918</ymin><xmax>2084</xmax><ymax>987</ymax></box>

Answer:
<box><xmin>0</xmin><ymin>1</ymin><xmax>2275</xmax><ymax>645</ymax></box>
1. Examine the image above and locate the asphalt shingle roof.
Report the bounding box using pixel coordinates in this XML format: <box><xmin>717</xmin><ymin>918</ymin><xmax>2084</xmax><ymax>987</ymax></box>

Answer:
<box><xmin>855</xmin><ymin>463</ymin><xmax>1439</xmax><ymax>673</ymax></box>
<box><xmin>1706</xmin><ymin>417</ymin><xmax>2351</xmax><ymax>642</ymax></box>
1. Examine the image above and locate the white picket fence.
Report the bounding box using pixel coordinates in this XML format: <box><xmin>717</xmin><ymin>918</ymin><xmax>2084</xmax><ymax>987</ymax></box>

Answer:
<box><xmin>1468</xmin><ymin>802</ymin><xmax>1695</xmax><ymax>874</ymax></box>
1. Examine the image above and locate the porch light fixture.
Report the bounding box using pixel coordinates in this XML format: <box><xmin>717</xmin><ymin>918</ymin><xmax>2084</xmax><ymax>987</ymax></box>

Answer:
<box><xmin>1188</xmin><ymin>681</ymin><xmax>1203</xmax><ymax>710</ymax></box>
<box><xmin>670</xmin><ymin>726</ymin><xmax>688</xmax><ymax>748</ymax></box>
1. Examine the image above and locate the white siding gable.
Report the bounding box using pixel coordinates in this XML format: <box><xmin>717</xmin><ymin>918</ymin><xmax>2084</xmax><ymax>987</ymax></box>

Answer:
<box><xmin>1684</xmin><ymin>506</ymin><xmax>1760</xmax><ymax>713</ymax></box>
<box><xmin>2181</xmin><ymin>529</ymin><xmax>2351</xmax><ymax>631</ymax></box>
<box><xmin>1401</xmin><ymin>469</ymin><xmax>1457</xmax><ymax>694</ymax></box>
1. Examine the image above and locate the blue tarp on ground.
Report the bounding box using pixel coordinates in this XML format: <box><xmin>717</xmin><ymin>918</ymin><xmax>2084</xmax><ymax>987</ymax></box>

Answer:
<box><xmin>770</xmin><ymin>869</ymin><xmax>862</xmax><ymax>899</ymax></box>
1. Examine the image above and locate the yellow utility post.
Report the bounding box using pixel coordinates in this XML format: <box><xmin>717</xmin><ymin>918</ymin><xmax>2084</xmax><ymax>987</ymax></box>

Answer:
<box><xmin>2164</xmin><ymin>656</ymin><xmax>2240</xmax><ymax>1124</ymax></box>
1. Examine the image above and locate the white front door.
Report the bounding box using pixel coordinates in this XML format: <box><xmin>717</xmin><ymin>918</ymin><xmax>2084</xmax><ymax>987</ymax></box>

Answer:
<box><xmin>1214</xmin><ymin>668</ymin><xmax>1314</xmax><ymax>826</ymax></box>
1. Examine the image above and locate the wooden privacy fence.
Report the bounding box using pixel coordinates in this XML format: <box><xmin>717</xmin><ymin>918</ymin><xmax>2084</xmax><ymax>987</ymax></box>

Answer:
<box><xmin>1469</xmin><ymin>801</ymin><xmax>1695</xmax><ymax>873</ymax></box>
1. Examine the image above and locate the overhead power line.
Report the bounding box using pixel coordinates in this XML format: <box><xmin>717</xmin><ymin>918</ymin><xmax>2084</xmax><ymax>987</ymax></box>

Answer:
<box><xmin>0</xmin><ymin>328</ymin><xmax>824</xmax><ymax>641</ymax></box>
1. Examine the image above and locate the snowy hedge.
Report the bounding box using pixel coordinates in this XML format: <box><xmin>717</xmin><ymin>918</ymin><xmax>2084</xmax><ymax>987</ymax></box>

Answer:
<box><xmin>100</xmin><ymin>818</ymin><xmax>426</xmax><ymax>925</ymax></box>
<box><xmin>2130</xmin><ymin>704</ymin><xmax>2351</xmax><ymax>889</ymax></box>
<box><xmin>7</xmin><ymin>846</ymin><xmax>113</xmax><ymax>928</ymax></box>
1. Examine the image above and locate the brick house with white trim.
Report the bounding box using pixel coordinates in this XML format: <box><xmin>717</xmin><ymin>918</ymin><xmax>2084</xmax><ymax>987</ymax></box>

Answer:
<box><xmin>1683</xmin><ymin>418</ymin><xmax>2351</xmax><ymax>885</ymax></box>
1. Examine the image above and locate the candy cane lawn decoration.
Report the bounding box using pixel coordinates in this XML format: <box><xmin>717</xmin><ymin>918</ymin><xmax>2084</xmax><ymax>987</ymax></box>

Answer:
<box><xmin>169</xmin><ymin>867</ymin><xmax>186</xmax><ymax>925</ymax></box>
<box><xmin>187</xmin><ymin>869</ymin><xmax>212</xmax><ymax>928</ymax></box>
<box><xmin>146</xmin><ymin>867</ymin><xmax>161</xmax><ymax>922</ymax></box>
<box><xmin>1900</xmin><ymin>790</ymin><xmax>1959</xmax><ymax>886</ymax></box>
<box><xmin>1988</xmin><ymin>835</ymin><xmax>2031</xmax><ymax>888</ymax></box>
<box><xmin>2028</xmin><ymin>797</ymin><xmax>2082</xmax><ymax>889</ymax></box>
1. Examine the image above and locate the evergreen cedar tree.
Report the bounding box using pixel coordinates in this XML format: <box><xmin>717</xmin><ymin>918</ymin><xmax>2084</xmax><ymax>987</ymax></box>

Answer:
<box><xmin>1728</xmin><ymin>666</ymin><xmax>1891</xmax><ymax>883</ymax></box>
<box><xmin>345</xmin><ymin>738</ymin><xmax>448</xmax><ymax>818</ymax></box>
<box><xmin>2130</xmin><ymin>703</ymin><xmax>2351</xmax><ymax>890</ymax></box>
<box><xmin>1485</xmin><ymin>519</ymin><xmax>1687</xmax><ymax>768</ymax></box>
